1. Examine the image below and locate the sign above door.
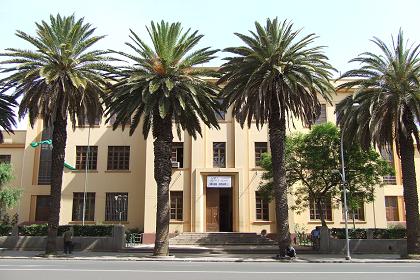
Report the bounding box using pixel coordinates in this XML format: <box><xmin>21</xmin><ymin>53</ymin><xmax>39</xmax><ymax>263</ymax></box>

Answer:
<box><xmin>207</xmin><ymin>176</ymin><xmax>232</xmax><ymax>188</ymax></box>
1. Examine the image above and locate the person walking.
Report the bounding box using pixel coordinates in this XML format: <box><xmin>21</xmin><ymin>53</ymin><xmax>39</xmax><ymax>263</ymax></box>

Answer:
<box><xmin>63</xmin><ymin>227</ymin><xmax>73</xmax><ymax>254</ymax></box>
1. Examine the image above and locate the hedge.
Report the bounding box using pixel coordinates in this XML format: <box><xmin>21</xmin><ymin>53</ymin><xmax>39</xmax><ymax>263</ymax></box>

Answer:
<box><xmin>0</xmin><ymin>224</ymin><xmax>12</xmax><ymax>236</ymax></box>
<box><xmin>16</xmin><ymin>224</ymin><xmax>113</xmax><ymax>237</ymax></box>
<box><xmin>331</xmin><ymin>228</ymin><xmax>406</xmax><ymax>239</ymax></box>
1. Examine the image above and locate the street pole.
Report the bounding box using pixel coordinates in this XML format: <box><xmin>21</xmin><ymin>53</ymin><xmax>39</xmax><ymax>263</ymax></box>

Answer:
<box><xmin>340</xmin><ymin>129</ymin><xmax>351</xmax><ymax>260</ymax></box>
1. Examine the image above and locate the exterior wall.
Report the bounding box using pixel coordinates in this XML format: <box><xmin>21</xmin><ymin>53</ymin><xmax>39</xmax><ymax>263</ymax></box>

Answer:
<box><xmin>1</xmin><ymin>83</ymin><xmax>419</xmax><ymax>236</ymax></box>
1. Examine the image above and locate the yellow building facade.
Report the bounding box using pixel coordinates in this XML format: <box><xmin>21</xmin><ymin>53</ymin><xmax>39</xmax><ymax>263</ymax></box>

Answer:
<box><xmin>0</xmin><ymin>86</ymin><xmax>416</xmax><ymax>236</ymax></box>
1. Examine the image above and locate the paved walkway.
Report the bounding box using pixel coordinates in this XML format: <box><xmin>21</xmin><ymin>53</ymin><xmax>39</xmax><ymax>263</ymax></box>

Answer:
<box><xmin>1</xmin><ymin>248</ymin><xmax>419</xmax><ymax>263</ymax></box>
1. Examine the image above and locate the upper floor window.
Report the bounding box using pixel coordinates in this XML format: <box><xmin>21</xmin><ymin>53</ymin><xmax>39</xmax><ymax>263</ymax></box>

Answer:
<box><xmin>171</xmin><ymin>142</ymin><xmax>184</xmax><ymax>168</ymax></box>
<box><xmin>109</xmin><ymin>114</ymin><xmax>130</xmax><ymax>126</ymax></box>
<box><xmin>255</xmin><ymin>142</ymin><xmax>268</xmax><ymax>167</ymax></box>
<box><xmin>379</xmin><ymin>146</ymin><xmax>396</xmax><ymax>184</ymax></box>
<box><xmin>213</xmin><ymin>142</ymin><xmax>226</xmax><ymax>168</ymax></box>
<box><xmin>0</xmin><ymin>155</ymin><xmax>11</xmax><ymax>164</ymax></box>
<box><xmin>314</xmin><ymin>104</ymin><xmax>327</xmax><ymax>124</ymax></box>
<box><xmin>215</xmin><ymin>99</ymin><xmax>225</xmax><ymax>120</ymax></box>
<box><xmin>77</xmin><ymin>116</ymin><xmax>101</xmax><ymax>126</ymax></box>
<box><xmin>107</xmin><ymin>146</ymin><xmax>130</xmax><ymax>170</ymax></box>
<box><xmin>76</xmin><ymin>146</ymin><xmax>98</xmax><ymax>170</ymax></box>
<box><xmin>38</xmin><ymin>126</ymin><xmax>52</xmax><ymax>185</ymax></box>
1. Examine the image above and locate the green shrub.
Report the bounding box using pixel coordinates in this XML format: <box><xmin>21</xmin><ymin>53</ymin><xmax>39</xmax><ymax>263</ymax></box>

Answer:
<box><xmin>18</xmin><ymin>224</ymin><xmax>48</xmax><ymax>236</ymax></box>
<box><xmin>18</xmin><ymin>224</ymin><xmax>113</xmax><ymax>236</ymax></box>
<box><xmin>331</xmin><ymin>228</ymin><xmax>407</xmax><ymax>239</ymax></box>
<box><xmin>0</xmin><ymin>224</ymin><xmax>12</xmax><ymax>236</ymax></box>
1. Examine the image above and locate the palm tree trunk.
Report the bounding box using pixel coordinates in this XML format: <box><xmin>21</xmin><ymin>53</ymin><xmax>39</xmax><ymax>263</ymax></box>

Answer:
<box><xmin>398</xmin><ymin>130</ymin><xmax>420</xmax><ymax>254</ymax></box>
<box><xmin>153</xmin><ymin>115</ymin><xmax>173</xmax><ymax>256</ymax></box>
<box><xmin>269</xmin><ymin>105</ymin><xmax>291</xmax><ymax>257</ymax></box>
<box><xmin>45</xmin><ymin>113</ymin><xmax>67</xmax><ymax>254</ymax></box>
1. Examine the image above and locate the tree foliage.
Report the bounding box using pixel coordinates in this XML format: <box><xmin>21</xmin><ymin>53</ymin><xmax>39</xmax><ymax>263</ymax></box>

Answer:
<box><xmin>0</xmin><ymin>163</ymin><xmax>22</xmax><ymax>215</ymax></box>
<box><xmin>259</xmin><ymin>123</ymin><xmax>392</xmax><ymax>226</ymax></box>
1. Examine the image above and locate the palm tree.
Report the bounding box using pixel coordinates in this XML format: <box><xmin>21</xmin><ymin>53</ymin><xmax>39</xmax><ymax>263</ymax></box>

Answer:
<box><xmin>0</xmin><ymin>92</ymin><xmax>16</xmax><ymax>142</ymax></box>
<box><xmin>106</xmin><ymin>21</ymin><xmax>220</xmax><ymax>256</ymax></box>
<box><xmin>219</xmin><ymin>18</ymin><xmax>335</xmax><ymax>256</ymax></box>
<box><xmin>0</xmin><ymin>14</ymin><xmax>113</xmax><ymax>254</ymax></box>
<box><xmin>336</xmin><ymin>30</ymin><xmax>420</xmax><ymax>254</ymax></box>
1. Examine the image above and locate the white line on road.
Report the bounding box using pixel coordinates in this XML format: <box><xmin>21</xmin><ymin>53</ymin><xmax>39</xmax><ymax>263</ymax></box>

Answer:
<box><xmin>0</xmin><ymin>269</ymin><xmax>419</xmax><ymax>274</ymax></box>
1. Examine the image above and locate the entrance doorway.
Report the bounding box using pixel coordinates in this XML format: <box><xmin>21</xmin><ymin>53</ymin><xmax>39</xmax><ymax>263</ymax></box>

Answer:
<box><xmin>206</xmin><ymin>187</ymin><xmax>233</xmax><ymax>232</ymax></box>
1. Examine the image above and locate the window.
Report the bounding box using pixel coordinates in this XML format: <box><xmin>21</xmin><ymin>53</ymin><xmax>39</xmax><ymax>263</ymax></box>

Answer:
<box><xmin>77</xmin><ymin>116</ymin><xmax>101</xmax><ymax>126</ymax></box>
<box><xmin>72</xmin><ymin>192</ymin><xmax>95</xmax><ymax>221</ymax></box>
<box><xmin>109</xmin><ymin>114</ymin><xmax>130</xmax><ymax>126</ymax></box>
<box><xmin>213</xmin><ymin>142</ymin><xmax>226</xmax><ymax>168</ymax></box>
<box><xmin>255</xmin><ymin>142</ymin><xmax>268</xmax><ymax>167</ymax></box>
<box><xmin>107</xmin><ymin>146</ymin><xmax>130</xmax><ymax>170</ymax></box>
<box><xmin>255</xmin><ymin>192</ymin><xmax>269</xmax><ymax>221</ymax></box>
<box><xmin>314</xmin><ymin>104</ymin><xmax>327</xmax><ymax>124</ymax></box>
<box><xmin>170</xmin><ymin>191</ymin><xmax>183</xmax><ymax>221</ymax></box>
<box><xmin>76</xmin><ymin>146</ymin><xmax>98</xmax><ymax>170</ymax></box>
<box><xmin>0</xmin><ymin>155</ymin><xmax>11</xmax><ymax>164</ymax></box>
<box><xmin>215</xmin><ymin>99</ymin><xmax>225</xmax><ymax>120</ymax></box>
<box><xmin>342</xmin><ymin>194</ymin><xmax>365</xmax><ymax>221</ymax></box>
<box><xmin>309</xmin><ymin>196</ymin><xmax>332</xmax><ymax>221</ymax></box>
<box><xmin>385</xmin><ymin>196</ymin><xmax>399</xmax><ymax>221</ymax></box>
<box><xmin>35</xmin><ymin>195</ymin><xmax>50</xmax><ymax>222</ymax></box>
<box><xmin>38</xmin><ymin>126</ymin><xmax>52</xmax><ymax>185</ymax></box>
<box><xmin>105</xmin><ymin>192</ymin><xmax>128</xmax><ymax>221</ymax></box>
<box><xmin>171</xmin><ymin>142</ymin><xmax>184</xmax><ymax>168</ymax></box>
<box><xmin>379</xmin><ymin>146</ymin><xmax>396</xmax><ymax>184</ymax></box>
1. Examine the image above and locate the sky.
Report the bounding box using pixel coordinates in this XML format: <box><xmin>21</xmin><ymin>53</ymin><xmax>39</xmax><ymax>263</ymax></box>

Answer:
<box><xmin>1</xmin><ymin>0</ymin><xmax>420</xmax><ymax>128</ymax></box>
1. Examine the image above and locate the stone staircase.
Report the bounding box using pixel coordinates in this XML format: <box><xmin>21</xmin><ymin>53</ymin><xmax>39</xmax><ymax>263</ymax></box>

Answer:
<box><xmin>169</xmin><ymin>232</ymin><xmax>276</xmax><ymax>245</ymax></box>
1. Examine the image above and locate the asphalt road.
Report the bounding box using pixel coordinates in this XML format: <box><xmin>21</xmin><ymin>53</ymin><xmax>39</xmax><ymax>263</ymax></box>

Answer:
<box><xmin>0</xmin><ymin>259</ymin><xmax>419</xmax><ymax>280</ymax></box>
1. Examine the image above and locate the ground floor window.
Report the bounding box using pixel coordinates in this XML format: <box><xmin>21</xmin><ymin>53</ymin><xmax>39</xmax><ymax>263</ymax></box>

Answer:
<box><xmin>309</xmin><ymin>196</ymin><xmax>332</xmax><ymax>221</ymax></box>
<box><xmin>105</xmin><ymin>192</ymin><xmax>128</xmax><ymax>222</ymax></box>
<box><xmin>255</xmin><ymin>191</ymin><xmax>269</xmax><ymax>221</ymax></box>
<box><xmin>170</xmin><ymin>191</ymin><xmax>183</xmax><ymax>221</ymax></box>
<box><xmin>342</xmin><ymin>194</ymin><xmax>365</xmax><ymax>221</ymax></box>
<box><xmin>35</xmin><ymin>195</ymin><xmax>50</xmax><ymax>222</ymax></box>
<box><xmin>72</xmin><ymin>192</ymin><xmax>95</xmax><ymax>221</ymax></box>
<box><xmin>385</xmin><ymin>196</ymin><xmax>399</xmax><ymax>221</ymax></box>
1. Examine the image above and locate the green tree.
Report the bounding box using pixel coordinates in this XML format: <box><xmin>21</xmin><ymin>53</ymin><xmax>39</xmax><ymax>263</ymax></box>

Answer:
<box><xmin>0</xmin><ymin>163</ymin><xmax>22</xmax><ymax>219</ymax></box>
<box><xmin>259</xmin><ymin>123</ymin><xmax>392</xmax><ymax>227</ymax></box>
<box><xmin>0</xmin><ymin>14</ymin><xmax>113</xmax><ymax>254</ymax></box>
<box><xmin>106</xmin><ymin>21</ymin><xmax>220</xmax><ymax>256</ymax></box>
<box><xmin>336</xmin><ymin>30</ymin><xmax>420</xmax><ymax>253</ymax></box>
<box><xmin>219</xmin><ymin>18</ymin><xmax>335</xmax><ymax>255</ymax></box>
<box><xmin>0</xmin><ymin>92</ymin><xmax>16</xmax><ymax>142</ymax></box>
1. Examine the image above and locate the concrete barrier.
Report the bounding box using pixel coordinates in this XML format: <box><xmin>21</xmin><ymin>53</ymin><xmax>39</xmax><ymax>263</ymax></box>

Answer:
<box><xmin>0</xmin><ymin>225</ymin><xmax>125</xmax><ymax>251</ymax></box>
<box><xmin>327</xmin><ymin>238</ymin><xmax>406</xmax><ymax>254</ymax></box>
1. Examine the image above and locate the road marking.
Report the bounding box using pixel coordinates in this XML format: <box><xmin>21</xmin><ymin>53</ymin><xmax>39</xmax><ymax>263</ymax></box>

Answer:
<box><xmin>0</xmin><ymin>269</ymin><xmax>419</xmax><ymax>274</ymax></box>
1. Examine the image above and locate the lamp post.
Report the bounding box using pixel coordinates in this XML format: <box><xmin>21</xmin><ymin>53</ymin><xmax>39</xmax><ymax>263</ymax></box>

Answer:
<box><xmin>339</xmin><ymin>102</ymin><xmax>359</xmax><ymax>260</ymax></box>
<box><xmin>340</xmin><ymin>130</ymin><xmax>351</xmax><ymax>260</ymax></box>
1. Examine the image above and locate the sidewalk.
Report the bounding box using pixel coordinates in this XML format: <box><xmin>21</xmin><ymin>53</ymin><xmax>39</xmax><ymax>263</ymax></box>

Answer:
<box><xmin>1</xmin><ymin>248</ymin><xmax>420</xmax><ymax>263</ymax></box>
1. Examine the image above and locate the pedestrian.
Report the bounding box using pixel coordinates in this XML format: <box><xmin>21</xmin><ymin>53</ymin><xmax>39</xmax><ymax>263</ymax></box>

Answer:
<box><xmin>63</xmin><ymin>227</ymin><xmax>74</xmax><ymax>254</ymax></box>
<box><xmin>311</xmin><ymin>226</ymin><xmax>321</xmax><ymax>250</ymax></box>
<box><xmin>286</xmin><ymin>245</ymin><xmax>296</xmax><ymax>258</ymax></box>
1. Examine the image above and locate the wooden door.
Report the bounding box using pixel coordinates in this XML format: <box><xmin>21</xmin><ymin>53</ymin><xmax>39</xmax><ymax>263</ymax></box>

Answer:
<box><xmin>206</xmin><ymin>189</ymin><xmax>219</xmax><ymax>232</ymax></box>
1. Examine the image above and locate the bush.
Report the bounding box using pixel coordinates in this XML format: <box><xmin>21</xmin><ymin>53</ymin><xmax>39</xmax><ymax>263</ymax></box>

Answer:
<box><xmin>0</xmin><ymin>224</ymin><xmax>12</xmax><ymax>236</ymax></box>
<box><xmin>18</xmin><ymin>224</ymin><xmax>113</xmax><ymax>237</ymax></box>
<box><xmin>331</xmin><ymin>227</ymin><xmax>406</xmax><ymax>239</ymax></box>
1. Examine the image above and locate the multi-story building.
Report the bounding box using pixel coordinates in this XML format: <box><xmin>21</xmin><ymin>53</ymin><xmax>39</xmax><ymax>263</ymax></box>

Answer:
<box><xmin>0</xmin><ymin>82</ymin><xmax>415</xmax><ymax>237</ymax></box>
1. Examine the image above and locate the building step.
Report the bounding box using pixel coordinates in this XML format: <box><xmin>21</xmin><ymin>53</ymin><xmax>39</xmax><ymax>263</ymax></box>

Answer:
<box><xmin>169</xmin><ymin>232</ymin><xmax>276</xmax><ymax>245</ymax></box>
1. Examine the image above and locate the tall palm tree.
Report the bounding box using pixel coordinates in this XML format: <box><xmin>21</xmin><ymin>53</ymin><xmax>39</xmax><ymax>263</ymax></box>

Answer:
<box><xmin>219</xmin><ymin>18</ymin><xmax>335</xmax><ymax>256</ymax></box>
<box><xmin>0</xmin><ymin>92</ymin><xmax>16</xmax><ymax>142</ymax></box>
<box><xmin>106</xmin><ymin>21</ymin><xmax>220</xmax><ymax>256</ymax></box>
<box><xmin>0</xmin><ymin>14</ymin><xmax>113</xmax><ymax>254</ymax></box>
<box><xmin>336</xmin><ymin>30</ymin><xmax>420</xmax><ymax>254</ymax></box>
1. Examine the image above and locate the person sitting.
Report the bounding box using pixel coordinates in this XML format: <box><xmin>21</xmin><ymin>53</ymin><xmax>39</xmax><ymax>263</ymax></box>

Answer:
<box><xmin>286</xmin><ymin>245</ymin><xmax>296</xmax><ymax>258</ymax></box>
